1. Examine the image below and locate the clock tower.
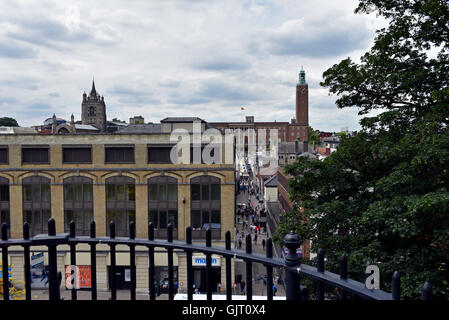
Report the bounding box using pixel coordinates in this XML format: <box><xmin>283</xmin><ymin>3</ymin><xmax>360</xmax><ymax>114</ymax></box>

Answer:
<box><xmin>296</xmin><ymin>68</ymin><xmax>308</xmax><ymax>126</ymax></box>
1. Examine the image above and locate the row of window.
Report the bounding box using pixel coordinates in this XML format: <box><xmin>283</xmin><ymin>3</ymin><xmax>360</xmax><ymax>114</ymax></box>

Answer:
<box><xmin>0</xmin><ymin>175</ymin><xmax>222</xmax><ymax>238</ymax></box>
<box><xmin>0</xmin><ymin>145</ymin><xmax>218</xmax><ymax>164</ymax></box>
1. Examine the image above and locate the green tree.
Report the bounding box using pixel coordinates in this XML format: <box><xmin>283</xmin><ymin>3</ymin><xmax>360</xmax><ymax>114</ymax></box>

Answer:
<box><xmin>0</xmin><ymin>117</ymin><xmax>19</xmax><ymax>127</ymax></box>
<box><xmin>275</xmin><ymin>0</ymin><xmax>449</xmax><ymax>299</ymax></box>
<box><xmin>308</xmin><ymin>127</ymin><xmax>320</xmax><ymax>146</ymax></box>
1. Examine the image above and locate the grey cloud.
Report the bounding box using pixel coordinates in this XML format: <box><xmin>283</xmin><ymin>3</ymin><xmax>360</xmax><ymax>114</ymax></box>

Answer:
<box><xmin>191</xmin><ymin>55</ymin><xmax>251</xmax><ymax>71</ymax></box>
<box><xmin>0</xmin><ymin>40</ymin><xmax>38</xmax><ymax>59</ymax></box>
<box><xmin>108</xmin><ymin>85</ymin><xmax>160</xmax><ymax>105</ymax></box>
<box><xmin>0</xmin><ymin>77</ymin><xmax>39</xmax><ymax>90</ymax></box>
<box><xmin>6</xmin><ymin>18</ymin><xmax>118</xmax><ymax>50</ymax></box>
<box><xmin>0</xmin><ymin>96</ymin><xmax>18</xmax><ymax>105</ymax></box>
<box><xmin>197</xmin><ymin>81</ymin><xmax>260</xmax><ymax>102</ymax></box>
<box><xmin>253</xmin><ymin>19</ymin><xmax>370</xmax><ymax>58</ymax></box>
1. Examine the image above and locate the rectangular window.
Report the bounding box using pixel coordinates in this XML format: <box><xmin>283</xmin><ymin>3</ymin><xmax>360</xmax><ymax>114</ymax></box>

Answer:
<box><xmin>0</xmin><ymin>185</ymin><xmax>9</xmax><ymax>201</ymax></box>
<box><xmin>211</xmin><ymin>210</ymin><xmax>220</xmax><ymax>226</ymax></box>
<box><xmin>149</xmin><ymin>210</ymin><xmax>158</xmax><ymax>227</ymax></box>
<box><xmin>191</xmin><ymin>210</ymin><xmax>200</xmax><ymax>228</ymax></box>
<box><xmin>106</xmin><ymin>184</ymin><xmax>116</xmax><ymax>201</ymax></box>
<box><xmin>211</xmin><ymin>184</ymin><xmax>220</xmax><ymax>201</ymax></box>
<box><xmin>191</xmin><ymin>184</ymin><xmax>201</xmax><ymax>201</ymax></box>
<box><xmin>159</xmin><ymin>211</ymin><xmax>167</xmax><ymax>228</ymax></box>
<box><xmin>127</xmin><ymin>184</ymin><xmax>135</xmax><ymax>201</ymax></box>
<box><xmin>148</xmin><ymin>147</ymin><xmax>172</xmax><ymax>164</ymax></box>
<box><xmin>201</xmin><ymin>185</ymin><xmax>209</xmax><ymax>201</ymax></box>
<box><xmin>64</xmin><ymin>185</ymin><xmax>74</xmax><ymax>201</ymax></box>
<box><xmin>105</xmin><ymin>147</ymin><xmax>135</xmax><ymax>163</ymax></box>
<box><xmin>41</xmin><ymin>184</ymin><xmax>51</xmax><ymax>201</ymax></box>
<box><xmin>167</xmin><ymin>184</ymin><xmax>177</xmax><ymax>201</ymax></box>
<box><xmin>24</xmin><ymin>185</ymin><xmax>33</xmax><ymax>201</ymax></box>
<box><xmin>83</xmin><ymin>184</ymin><xmax>93</xmax><ymax>201</ymax></box>
<box><xmin>62</xmin><ymin>147</ymin><xmax>92</xmax><ymax>163</ymax></box>
<box><xmin>149</xmin><ymin>184</ymin><xmax>158</xmax><ymax>201</ymax></box>
<box><xmin>202</xmin><ymin>211</ymin><xmax>209</xmax><ymax>227</ymax></box>
<box><xmin>22</xmin><ymin>147</ymin><xmax>49</xmax><ymax>163</ymax></box>
<box><xmin>0</xmin><ymin>148</ymin><xmax>8</xmax><ymax>164</ymax></box>
<box><xmin>116</xmin><ymin>185</ymin><xmax>125</xmax><ymax>200</ymax></box>
<box><xmin>158</xmin><ymin>184</ymin><xmax>166</xmax><ymax>201</ymax></box>
<box><xmin>168</xmin><ymin>210</ymin><xmax>177</xmax><ymax>228</ymax></box>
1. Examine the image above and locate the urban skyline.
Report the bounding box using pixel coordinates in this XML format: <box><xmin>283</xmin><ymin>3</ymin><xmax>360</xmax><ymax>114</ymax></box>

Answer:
<box><xmin>0</xmin><ymin>0</ymin><xmax>386</xmax><ymax>132</ymax></box>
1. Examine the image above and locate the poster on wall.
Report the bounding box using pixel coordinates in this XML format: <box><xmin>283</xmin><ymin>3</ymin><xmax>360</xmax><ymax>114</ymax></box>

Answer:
<box><xmin>30</xmin><ymin>253</ymin><xmax>49</xmax><ymax>289</ymax></box>
<box><xmin>65</xmin><ymin>265</ymin><xmax>92</xmax><ymax>289</ymax></box>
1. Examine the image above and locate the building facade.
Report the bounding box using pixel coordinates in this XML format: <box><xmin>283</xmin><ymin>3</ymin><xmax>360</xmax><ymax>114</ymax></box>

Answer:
<box><xmin>0</xmin><ymin>125</ymin><xmax>235</xmax><ymax>293</ymax></box>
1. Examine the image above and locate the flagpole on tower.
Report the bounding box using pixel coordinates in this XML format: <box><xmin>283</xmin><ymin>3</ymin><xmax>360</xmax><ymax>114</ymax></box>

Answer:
<box><xmin>240</xmin><ymin>106</ymin><xmax>245</xmax><ymax>122</ymax></box>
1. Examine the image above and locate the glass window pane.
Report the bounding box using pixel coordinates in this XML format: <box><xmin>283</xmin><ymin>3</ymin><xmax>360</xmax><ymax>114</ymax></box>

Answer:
<box><xmin>116</xmin><ymin>185</ymin><xmax>125</xmax><ymax>200</ymax></box>
<box><xmin>24</xmin><ymin>185</ymin><xmax>33</xmax><ymax>201</ymax></box>
<box><xmin>64</xmin><ymin>185</ymin><xmax>73</xmax><ymax>201</ymax></box>
<box><xmin>85</xmin><ymin>211</ymin><xmax>93</xmax><ymax>230</ymax></box>
<box><xmin>76</xmin><ymin>211</ymin><xmax>83</xmax><ymax>231</ymax></box>
<box><xmin>202</xmin><ymin>211</ymin><xmax>209</xmax><ymax>227</ymax></box>
<box><xmin>168</xmin><ymin>210</ymin><xmax>177</xmax><ymax>228</ymax></box>
<box><xmin>191</xmin><ymin>210</ymin><xmax>200</xmax><ymax>228</ymax></box>
<box><xmin>106</xmin><ymin>184</ymin><xmax>116</xmax><ymax>201</ymax></box>
<box><xmin>149</xmin><ymin>210</ymin><xmax>158</xmax><ymax>228</ymax></box>
<box><xmin>42</xmin><ymin>210</ymin><xmax>51</xmax><ymax>231</ymax></box>
<box><xmin>127</xmin><ymin>184</ymin><xmax>135</xmax><ymax>201</ymax></box>
<box><xmin>202</xmin><ymin>185</ymin><xmax>209</xmax><ymax>201</ymax></box>
<box><xmin>159</xmin><ymin>211</ymin><xmax>167</xmax><ymax>228</ymax></box>
<box><xmin>107</xmin><ymin>210</ymin><xmax>115</xmax><ymax>225</ymax></box>
<box><xmin>24</xmin><ymin>210</ymin><xmax>32</xmax><ymax>224</ymax></box>
<box><xmin>158</xmin><ymin>184</ymin><xmax>166</xmax><ymax>201</ymax></box>
<box><xmin>128</xmin><ymin>209</ymin><xmax>135</xmax><ymax>225</ymax></box>
<box><xmin>211</xmin><ymin>210</ymin><xmax>220</xmax><ymax>225</ymax></box>
<box><xmin>191</xmin><ymin>184</ymin><xmax>200</xmax><ymax>201</ymax></box>
<box><xmin>74</xmin><ymin>184</ymin><xmax>83</xmax><ymax>201</ymax></box>
<box><xmin>32</xmin><ymin>185</ymin><xmax>41</xmax><ymax>201</ymax></box>
<box><xmin>65</xmin><ymin>210</ymin><xmax>74</xmax><ymax>232</ymax></box>
<box><xmin>0</xmin><ymin>185</ymin><xmax>9</xmax><ymax>201</ymax></box>
<box><xmin>83</xmin><ymin>184</ymin><xmax>93</xmax><ymax>201</ymax></box>
<box><xmin>149</xmin><ymin>184</ymin><xmax>158</xmax><ymax>201</ymax></box>
<box><xmin>167</xmin><ymin>184</ymin><xmax>177</xmax><ymax>201</ymax></box>
<box><xmin>41</xmin><ymin>184</ymin><xmax>50</xmax><ymax>202</ymax></box>
<box><xmin>211</xmin><ymin>184</ymin><xmax>220</xmax><ymax>200</ymax></box>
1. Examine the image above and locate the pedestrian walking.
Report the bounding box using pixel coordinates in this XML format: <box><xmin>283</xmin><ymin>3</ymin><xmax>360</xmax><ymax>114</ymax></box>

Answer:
<box><xmin>262</xmin><ymin>238</ymin><xmax>266</xmax><ymax>250</ymax></box>
<box><xmin>273</xmin><ymin>284</ymin><xmax>277</xmax><ymax>296</ymax></box>
<box><xmin>240</xmin><ymin>280</ymin><xmax>246</xmax><ymax>294</ymax></box>
<box><xmin>254</xmin><ymin>233</ymin><xmax>257</xmax><ymax>244</ymax></box>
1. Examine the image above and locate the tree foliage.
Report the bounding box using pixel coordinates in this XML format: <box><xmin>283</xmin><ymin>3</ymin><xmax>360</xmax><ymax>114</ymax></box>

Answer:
<box><xmin>0</xmin><ymin>117</ymin><xmax>19</xmax><ymax>127</ymax></box>
<box><xmin>275</xmin><ymin>0</ymin><xmax>449</xmax><ymax>299</ymax></box>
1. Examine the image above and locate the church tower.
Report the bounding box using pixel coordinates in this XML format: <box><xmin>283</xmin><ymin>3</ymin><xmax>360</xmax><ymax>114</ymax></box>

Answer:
<box><xmin>296</xmin><ymin>68</ymin><xmax>309</xmax><ymax>126</ymax></box>
<box><xmin>81</xmin><ymin>79</ymin><xmax>107</xmax><ymax>132</ymax></box>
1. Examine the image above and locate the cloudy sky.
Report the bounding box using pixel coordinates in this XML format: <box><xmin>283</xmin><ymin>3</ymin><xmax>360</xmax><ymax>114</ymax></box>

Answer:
<box><xmin>0</xmin><ymin>0</ymin><xmax>387</xmax><ymax>132</ymax></box>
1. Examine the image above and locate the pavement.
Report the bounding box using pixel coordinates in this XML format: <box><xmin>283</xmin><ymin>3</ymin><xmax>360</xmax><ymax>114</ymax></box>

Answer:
<box><xmin>233</xmin><ymin>182</ymin><xmax>286</xmax><ymax>298</ymax></box>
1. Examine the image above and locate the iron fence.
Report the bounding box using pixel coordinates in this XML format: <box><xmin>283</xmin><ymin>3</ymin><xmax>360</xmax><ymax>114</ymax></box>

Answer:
<box><xmin>0</xmin><ymin>219</ymin><xmax>432</xmax><ymax>301</ymax></box>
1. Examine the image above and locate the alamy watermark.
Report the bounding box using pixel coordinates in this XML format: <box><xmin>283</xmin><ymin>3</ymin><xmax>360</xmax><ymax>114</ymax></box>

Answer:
<box><xmin>167</xmin><ymin>120</ymin><xmax>279</xmax><ymax>170</ymax></box>
<box><xmin>365</xmin><ymin>264</ymin><xmax>380</xmax><ymax>290</ymax></box>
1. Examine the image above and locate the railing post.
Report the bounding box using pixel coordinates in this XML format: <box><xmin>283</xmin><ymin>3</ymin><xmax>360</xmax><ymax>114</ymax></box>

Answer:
<box><xmin>339</xmin><ymin>254</ymin><xmax>348</xmax><ymax>300</ymax></box>
<box><xmin>2</xmin><ymin>223</ymin><xmax>9</xmax><ymax>301</ymax></box>
<box><xmin>283</xmin><ymin>230</ymin><xmax>301</xmax><ymax>300</ymax></box>
<box><xmin>23</xmin><ymin>222</ymin><xmax>31</xmax><ymax>300</ymax></box>
<box><xmin>245</xmin><ymin>233</ymin><xmax>252</xmax><ymax>300</ymax></box>
<box><xmin>109</xmin><ymin>221</ymin><xmax>117</xmax><ymax>301</ymax></box>
<box><xmin>422</xmin><ymin>282</ymin><xmax>432</xmax><ymax>300</ymax></box>
<box><xmin>392</xmin><ymin>271</ymin><xmax>400</xmax><ymax>300</ymax></box>
<box><xmin>148</xmin><ymin>223</ymin><xmax>155</xmax><ymax>300</ymax></box>
<box><xmin>316</xmin><ymin>249</ymin><xmax>325</xmax><ymax>300</ymax></box>
<box><xmin>69</xmin><ymin>220</ymin><xmax>77</xmax><ymax>300</ymax></box>
<box><xmin>225</xmin><ymin>230</ymin><xmax>232</xmax><ymax>300</ymax></box>
<box><xmin>47</xmin><ymin>218</ymin><xmax>60</xmax><ymax>301</ymax></box>
<box><xmin>186</xmin><ymin>226</ymin><xmax>193</xmax><ymax>300</ymax></box>
<box><xmin>167</xmin><ymin>224</ymin><xmax>174</xmax><ymax>300</ymax></box>
<box><xmin>129</xmin><ymin>221</ymin><xmax>136</xmax><ymax>301</ymax></box>
<box><xmin>206</xmin><ymin>228</ymin><xmax>212</xmax><ymax>301</ymax></box>
<box><xmin>90</xmin><ymin>221</ymin><xmax>97</xmax><ymax>301</ymax></box>
<box><xmin>266</xmin><ymin>238</ymin><xmax>273</xmax><ymax>300</ymax></box>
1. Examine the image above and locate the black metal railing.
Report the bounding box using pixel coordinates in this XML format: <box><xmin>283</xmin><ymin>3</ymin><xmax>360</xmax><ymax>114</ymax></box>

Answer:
<box><xmin>0</xmin><ymin>220</ymin><xmax>433</xmax><ymax>301</ymax></box>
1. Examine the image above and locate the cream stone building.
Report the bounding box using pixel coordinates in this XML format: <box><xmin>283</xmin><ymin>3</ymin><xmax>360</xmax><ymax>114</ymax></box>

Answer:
<box><xmin>0</xmin><ymin>118</ymin><xmax>236</xmax><ymax>293</ymax></box>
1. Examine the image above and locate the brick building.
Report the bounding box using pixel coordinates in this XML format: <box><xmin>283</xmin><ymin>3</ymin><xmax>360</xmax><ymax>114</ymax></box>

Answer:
<box><xmin>209</xmin><ymin>68</ymin><xmax>309</xmax><ymax>146</ymax></box>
